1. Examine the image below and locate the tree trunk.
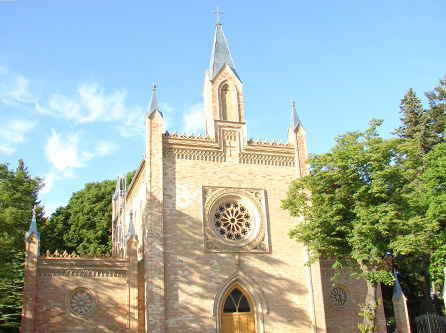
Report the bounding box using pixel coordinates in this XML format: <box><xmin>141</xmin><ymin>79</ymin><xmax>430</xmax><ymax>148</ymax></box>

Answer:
<box><xmin>432</xmin><ymin>281</ymin><xmax>442</xmax><ymax>315</ymax></box>
<box><xmin>363</xmin><ymin>281</ymin><xmax>378</xmax><ymax>331</ymax></box>
<box><xmin>424</xmin><ymin>275</ymin><xmax>433</xmax><ymax>313</ymax></box>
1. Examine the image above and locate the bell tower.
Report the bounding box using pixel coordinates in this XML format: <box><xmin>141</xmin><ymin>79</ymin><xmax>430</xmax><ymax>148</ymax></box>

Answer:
<box><xmin>202</xmin><ymin>22</ymin><xmax>244</xmax><ymax>139</ymax></box>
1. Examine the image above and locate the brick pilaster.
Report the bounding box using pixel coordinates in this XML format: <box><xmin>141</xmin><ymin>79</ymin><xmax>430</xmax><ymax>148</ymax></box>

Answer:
<box><xmin>126</xmin><ymin>235</ymin><xmax>139</xmax><ymax>332</ymax></box>
<box><xmin>21</xmin><ymin>233</ymin><xmax>39</xmax><ymax>332</ymax></box>
<box><xmin>145</xmin><ymin>110</ymin><xmax>165</xmax><ymax>332</ymax></box>
<box><xmin>393</xmin><ymin>294</ymin><xmax>411</xmax><ymax>333</ymax></box>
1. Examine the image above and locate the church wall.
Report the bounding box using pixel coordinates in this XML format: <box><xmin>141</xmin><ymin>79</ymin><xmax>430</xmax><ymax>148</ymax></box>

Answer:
<box><xmin>28</xmin><ymin>258</ymin><xmax>128</xmax><ymax>332</ymax></box>
<box><xmin>320</xmin><ymin>261</ymin><xmax>387</xmax><ymax>332</ymax></box>
<box><xmin>161</xmin><ymin>151</ymin><xmax>313</xmax><ymax>332</ymax></box>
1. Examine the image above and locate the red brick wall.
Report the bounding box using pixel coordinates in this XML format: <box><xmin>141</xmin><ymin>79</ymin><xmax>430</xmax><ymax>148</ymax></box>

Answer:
<box><xmin>27</xmin><ymin>258</ymin><xmax>127</xmax><ymax>332</ymax></box>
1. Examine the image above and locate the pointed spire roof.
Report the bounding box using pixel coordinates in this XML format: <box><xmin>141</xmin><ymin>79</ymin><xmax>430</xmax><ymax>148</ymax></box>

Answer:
<box><xmin>289</xmin><ymin>99</ymin><xmax>302</xmax><ymax>131</ymax></box>
<box><xmin>125</xmin><ymin>210</ymin><xmax>138</xmax><ymax>243</ymax></box>
<box><xmin>208</xmin><ymin>24</ymin><xmax>237</xmax><ymax>80</ymax></box>
<box><xmin>25</xmin><ymin>206</ymin><xmax>40</xmax><ymax>241</ymax></box>
<box><xmin>147</xmin><ymin>83</ymin><xmax>162</xmax><ymax>117</ymax></box>
<box><xmin>393</xmin><ymin>270</ymin><xmax>403</xmax><ymax>300</ymax></box>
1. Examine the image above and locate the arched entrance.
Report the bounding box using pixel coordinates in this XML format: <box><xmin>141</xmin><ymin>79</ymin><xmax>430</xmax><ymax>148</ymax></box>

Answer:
<box><xmin>221</xmin><ymin>284</ymin><xmax>255</xmax><ymax>333</ymax></box>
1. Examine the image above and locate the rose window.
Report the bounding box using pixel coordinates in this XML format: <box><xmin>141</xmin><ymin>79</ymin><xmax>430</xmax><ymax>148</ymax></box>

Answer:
<box><xmin>67</xmin><ymin>288</ymin><xmax>96</xmax><ymax>316</ymax></box>
<box><xmin>213</xmin><ymin>201</ymin><xmax>252</xmax><ymax>241</ymax></box>
<box><xmin>330</xmin><ymin>286</ymin><xmax>348</xmax><ymax>308</ymax></box>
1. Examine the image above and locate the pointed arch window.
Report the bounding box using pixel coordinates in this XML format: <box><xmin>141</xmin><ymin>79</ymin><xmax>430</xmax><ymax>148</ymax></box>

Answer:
<box><xmin>220</xmin><ymin>83</ymin><xmax>236</xmax><ymax>121</ymax></box>
<box><xmin>221</xmin><ymin>285</ymin><xmax>255</xmax><ymax>332</ymax></box>
<box><xmin>223</xmin><ymin>287</ymin><xmax>251</xmax><ymax>313</ymax></box>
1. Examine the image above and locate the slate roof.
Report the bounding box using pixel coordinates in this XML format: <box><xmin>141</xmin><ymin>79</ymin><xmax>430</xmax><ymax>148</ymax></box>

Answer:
<box><xmin>289</xmin><ymin>99</ymin><xmax>302</xmax><ymax>131</ymax></box>
<box><xmin>147</xmin><ymin>83</ymin><xmax>162</xmax><ymax>117</ymax></box>
<box><xmin>208</xmin><ymin>24</ymin><xmax>238</xmax><ymax>80</ymax></box>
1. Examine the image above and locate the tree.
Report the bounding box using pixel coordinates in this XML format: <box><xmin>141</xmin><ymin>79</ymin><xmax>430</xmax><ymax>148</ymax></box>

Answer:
<box><xmin>422</xmin><ymin>143</ymin><xmax>446</xmax><ymax>301</ymax></box>
<box><xmin>394</xmin><ymin>87</ymin><xmax>440</xmax><ymax>155</ymax></box>
<box><xmin>40</xmin><ymin>170</ymin><xmax>135</xmax><ymax>254</ymax></box>
<box><xmin>425</xmin><ymin>75</ymin><xmax>446</xmax><ymax>141</ymax></box>
<box><xmin>393</xmin><ymin>76</ymin><xmax>446</xmax><ymax>315</ymax></box>
<box><xmin>282</xmin><ymin>120</ymin><xmax>435</xmax><ymax>330</ymax></box>
<box><xmin>41</xmin><ymin>179</ymin><xmax>116</xmax><ymax>254</ymax></box>
<box><xmin>0</xmin><ymin>160</ymin><xmax>44</xmax><ymax>330</ymax></box>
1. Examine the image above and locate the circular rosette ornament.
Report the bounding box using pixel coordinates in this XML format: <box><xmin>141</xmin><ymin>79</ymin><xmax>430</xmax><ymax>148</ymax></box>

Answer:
<box><xmin>67</xmin><ymin>287</ymin><xmax>97</xmax><ymax>316</ymax></box>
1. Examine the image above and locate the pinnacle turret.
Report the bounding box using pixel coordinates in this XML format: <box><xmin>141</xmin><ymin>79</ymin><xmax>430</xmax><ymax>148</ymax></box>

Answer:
<box><xmin>125</xmin><ymin>210</ymin><xmax>138</xmax><ymax>243</ymax></box>
<box><xmin>208</xmin><ymin>24</ymin><xmax>237</xmax><ymax>80</ymax></box>
<box><xmin>25</xmin><ymin>206</ymin><xmax>40</xmax><ymax>241</ymax></box>
<box><xmin>289</xmin><ymin>99</ymin><xmax>302</xmax><ymax>131</ymax></box>
<box><xmin>147</xmin><ymin>83</ymin><xmax>162</xmax><ymax>117</ymax></box>
<box><xmin>393</xmin><ymin>270</ymin><xmax>403</xmax><ymax>300</ymax></box>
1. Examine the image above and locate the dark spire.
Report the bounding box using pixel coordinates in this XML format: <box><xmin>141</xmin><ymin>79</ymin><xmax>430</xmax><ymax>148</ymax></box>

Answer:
<box><xmin>393</xmin><ymin>270</ymin><xmax>403</xmax><ymax>300</ymax></box>
<box><xmin>208</xmin><ymin>24</ymin><xmax>236</xmax><ymax>80</ymax></box>
<box><xmin>25</xmin><ymin>206</ymin><xmax>40</xmax><ymax>241</ymax></box>
<box><xmin>125</xmin><ymin>210</ymin><xmax>138</xmax><ymax>243</ymax></box>
<box><xmin>289</xmin><ymin>98</ymin><xmax>302</xmax><ymax>131</ymax></box>
<box><xmin>147</xmin><ymin>83</ymin><xmax>162</xmax><ymax>117</ymax></box>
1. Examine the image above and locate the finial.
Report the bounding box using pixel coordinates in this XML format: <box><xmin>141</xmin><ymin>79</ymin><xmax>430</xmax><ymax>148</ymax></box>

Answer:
<box><xmin>125</xmin><ymin>209</ymin><xmax>138</xmax><ymax>243</ymax></box>
<box><xmin>291</xmin><ymin>98</ymin><xmax>295</xmax><ymax>107</ymax></box>
<box><xmin>25</xmin><ymin>205</ymin><xmax>40</xmax><ymax>241</ymax></box>
<box><xmin>212</xmin><ymin>6</ymin><xmax>223</xmax><ymax>25</ymax></box>
<box><xmin>152</xmin><ymin>82</ymin><xmax>156</xmax><ymax>91</ymax></box>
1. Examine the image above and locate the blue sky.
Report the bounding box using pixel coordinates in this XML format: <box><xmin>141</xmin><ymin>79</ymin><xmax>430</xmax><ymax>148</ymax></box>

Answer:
<box><xmin>1</xmin><ymin>1</ymin><xmax>445</xmax><ymax>217</ymax></box>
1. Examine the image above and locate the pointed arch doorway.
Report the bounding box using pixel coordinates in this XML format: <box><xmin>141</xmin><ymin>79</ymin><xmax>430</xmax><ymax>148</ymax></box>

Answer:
<box><xmin>221</xmin><ymin>284</ymin><xmax>256</xmax><ymax>333</ymax></box>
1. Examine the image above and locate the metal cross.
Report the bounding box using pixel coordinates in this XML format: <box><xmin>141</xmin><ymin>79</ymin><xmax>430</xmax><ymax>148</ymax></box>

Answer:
<box><xmin>212</xmin><ymin>6</ymin><xmax>223</xmax><ymax>25</ymax></box>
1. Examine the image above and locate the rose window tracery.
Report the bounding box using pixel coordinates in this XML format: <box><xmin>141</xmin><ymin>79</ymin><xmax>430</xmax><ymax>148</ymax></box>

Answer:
<box><xmin>213</xmin><ymin>201</ymin><xmax>252</xmax><ymax>241</ymax></box>
<box><xmin>330</xmin><ymin>286</ymin><xmax>348</xmax><ymax>308</ymax></box>
<box><xmin>67</xmin><ymin>287</ymin><xmax>96</xmax><ymax>316</ymax></box>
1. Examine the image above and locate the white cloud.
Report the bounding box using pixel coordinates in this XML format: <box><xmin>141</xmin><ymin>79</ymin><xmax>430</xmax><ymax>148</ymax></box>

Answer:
<box><xmin>40</xmin><ymin>171</ymin><xmax>60</xmax><ymax>195</ymax></box>
<box><xmin>45</xmin><ymin>129</ymin><xmax>85</xmax><ymax>170</ymax></box>
<box><xmin>0</xmin><ymin>75</ymin><xmax>35</xmax><ymax>105</ymax></box>
<box><xmin>44</xmin><ymin>129</ymin><xmax>116</xmax><ymax>172</ymax></box>
<box><xmin>0</xmin><ymin>119</ymin><xmax>37</xmax><ymax>154</ymax></box>
<box><xmin>39</xmin><ymin>82</ymin><xmax>145</xmax><ymax>137</ymax></box>
<box><xmin>95</xmin><ymin>140</ymin><xmax>116</xmax><ymax>156</ymax></box>
<box><xmin>183</xmin><ymin>102</ymin><xmax>205</xmax><ymax>134</ymax></box>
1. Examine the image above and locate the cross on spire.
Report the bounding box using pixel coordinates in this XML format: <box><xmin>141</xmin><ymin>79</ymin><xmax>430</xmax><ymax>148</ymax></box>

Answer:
<box><xmin>212</xmin><ymin>6</ymin><xmax>223</xmax><ymax>25</ymax></box>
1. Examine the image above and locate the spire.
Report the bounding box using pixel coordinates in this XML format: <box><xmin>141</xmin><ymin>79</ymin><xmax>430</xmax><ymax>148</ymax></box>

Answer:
<box><xmin>289</xmin><ymin>98</ymin><xmax>302</xmax><ymax>131</ymax></box>
<box><xmin>208</xmin><ymin>24</ymin><xmax>237</xmax><ymax>80</ymax></box>
<box><xmin>147</xmin><ymin>83</ymin><xmax>162</xmax><ymax>117</ymax></box>
<box><xmin>125</xmin><ymin>210</ymin><xmax>138</xmax><ymax>243</ymax></box>
<box><xmin>25</xmin><ymin>206</ymin><xmax>40</xmax><ymax>241</ymax></box>
<box><xmin>393</xmin><ymin>270</ymin><xmax>403</xmax><ymax>300</ymax></box>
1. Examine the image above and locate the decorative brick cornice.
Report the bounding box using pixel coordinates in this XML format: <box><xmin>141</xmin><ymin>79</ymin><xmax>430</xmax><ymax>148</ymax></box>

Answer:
<box><xmin>239</xmin><ymin>153</ymin><xmax>295</xmax><ymax>167</ymax></box>
<box><xmin>321</xmin><ymin>269</ymin><xmax>353</xmax><ymax>276</ymax></box>
<box><xmin>37</xmin><ymin>268</ymin><xmax>126</xmax><ymax>277</ymax></box>
<box><xmin>164</xmin><ymin>147</ymin><xmax>225</xmax><ymax>162</ymax></box>
<box><xmin>247</xmin><ymin>138</ymin><xmax>293</xmax><ymax>147</ymax></box>
<box><xmin>163</xmin><ymin>131</ymin><xmax>212</xmax><ymax>141</ymax></box>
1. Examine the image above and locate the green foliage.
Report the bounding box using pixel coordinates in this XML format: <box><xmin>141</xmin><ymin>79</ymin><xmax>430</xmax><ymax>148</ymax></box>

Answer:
<box><xmin>283</xmin><ymin>119</ymin><xmax>430</xmax><ymax>284</ymax></box>
<box><xmin>40</xmin><ymin>179</ymin><xmax>116</xmax><ymax>254</ymax></box>
<box><xmin>425</xmin><ymin>75</ymin><xmax>446</xmax><ymax>141</ymax></box>
<box><xmin>0</xmin><ymin>160</ymin><xmax>44</xmax><ymax>329</ymax></box>
<box><xmin>394</xmin><ymin>87</ymin><xmax>440</xmax><ymax>155</ymax></box>
<box><xmin>358</xmin><ymin>298</ymin><xmax>381</xmax><ymax>332</ymax></box>
<box><xmin>422</xmin><ymin>143</ymin><xmax>446</xmax><ymax>286</ymax></box>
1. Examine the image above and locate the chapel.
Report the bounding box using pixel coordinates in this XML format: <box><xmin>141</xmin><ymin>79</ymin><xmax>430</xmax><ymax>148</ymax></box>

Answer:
<box><xmin>21</xmin><ymin>21</ymin><xmax>386</xmax><ymax>332</ymax></box>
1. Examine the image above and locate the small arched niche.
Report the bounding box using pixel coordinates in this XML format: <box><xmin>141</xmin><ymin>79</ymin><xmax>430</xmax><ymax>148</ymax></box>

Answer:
<box><xmin>219</xmin><ymin>82</ymin><xmax>238</xmax><ymax>121</ymax></box>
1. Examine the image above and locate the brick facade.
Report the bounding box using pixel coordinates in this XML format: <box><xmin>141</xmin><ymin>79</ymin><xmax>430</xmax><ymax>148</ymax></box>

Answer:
<box><xmin>21</xmin><ymin>24</ymin><xmax>387</xmax><ymax>332</ymax></box>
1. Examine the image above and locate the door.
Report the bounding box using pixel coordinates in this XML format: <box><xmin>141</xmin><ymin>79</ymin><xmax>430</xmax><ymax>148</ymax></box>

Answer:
<box><xmin>221</xmin><ymin>285</ymin><xmax>255</xmax><ymax>333</ymax></box>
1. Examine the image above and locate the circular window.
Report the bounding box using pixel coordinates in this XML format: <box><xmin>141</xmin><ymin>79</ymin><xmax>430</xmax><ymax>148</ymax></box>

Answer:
<box><xmin>329</xmin><ymin>285</ymin><xmax>350</xmax><ymax>309</ymax></box>
<box><xmin>212</xmin><ymin>201</ymin><xmax>253</xmax><ymax>241</ymax></box>
<box><xmin>67</xmin><ymin>287</ymin><xmax>97</xmax><ymax>316</ymax></box>
<box><xmin>204</xmin><ymin>188</ymin><xmax>267</xmax><ymax>252</ymax></box>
